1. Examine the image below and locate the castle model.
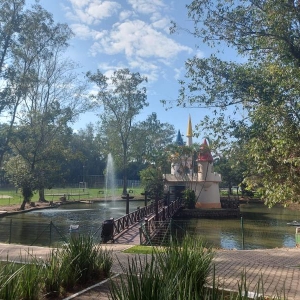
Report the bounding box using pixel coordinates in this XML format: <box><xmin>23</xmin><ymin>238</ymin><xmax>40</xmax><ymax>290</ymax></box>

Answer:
<box><xmin>164</xmin><ymin>116</ymin><xmax>222</xmax><ymax>209</ymax></box>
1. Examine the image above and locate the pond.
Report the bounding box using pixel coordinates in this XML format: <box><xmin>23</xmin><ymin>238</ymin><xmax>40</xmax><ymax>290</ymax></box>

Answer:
<box><xmin>0</xmin><ymin>200</ymin><xmax>144</xmax><ymax>246</ymax></box>
<box><xmin>180</xmin><ymin>203</ymin><xmax>300</xmax><ymax>249</ymax></box>
<box><xmin>1</xmin><ymin>201</ymin><xmax>300</xmax><ymax>249</ymax></box>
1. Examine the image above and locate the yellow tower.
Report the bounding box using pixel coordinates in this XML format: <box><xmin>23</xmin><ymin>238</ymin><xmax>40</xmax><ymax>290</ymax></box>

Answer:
<box><xmin>186</xmin><ymin>115</ymin><xmax>193</xmax><ymax>146</ymax></box>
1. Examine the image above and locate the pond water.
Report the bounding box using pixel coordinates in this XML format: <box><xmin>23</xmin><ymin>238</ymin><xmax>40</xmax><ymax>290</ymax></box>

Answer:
<box><xmin>181</xmin><ymin>203</ymin><xmax>300</xmax><ymax>249</ymax></box>
<box><xmin>1</xmin><ymin>201</ymin><xmax>300</xmax><ymax>249</ymax></box>
<box><xmin>0</xmin><ymin>200</ymin><xmax>144</xmax><ymax>246</ymax></box>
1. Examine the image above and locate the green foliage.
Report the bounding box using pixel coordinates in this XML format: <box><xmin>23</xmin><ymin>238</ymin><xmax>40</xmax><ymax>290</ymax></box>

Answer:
<box><xmin>130</xmin><ymin>112</ymin><xmax>175</xmax><ymax>165</ymax></box>
<box><xmin>0</xmin><ymin>236</ymin><xmax>113</xmax><ymax>299</ymax></box>
<box><xmin>183</xmin><ymin>188</ymin><xmax>196</xmax><ymax>209</ymax></box>
<box><xmin>140</xmin><ymin>166</ymin><xmax>164</xmax><ymax>199</ymax></box>
<box><xmin>167</xmin><ymin>0</ymin><xmax>300</xmax><ymax>206</ymax></box>
<box><xmin>110</xmin><ymin>236</ymin><xmax>214</xmax><ymax>300</ymax></box>
<box><xmin>59</xmin><ymin>235</ymin><xmax>112</xmax><ymax>287</ymax></box>
<box><xmin>87</xmin><ymin>68</ymin><xmax>148</xmax><ymax>194</ymax></box>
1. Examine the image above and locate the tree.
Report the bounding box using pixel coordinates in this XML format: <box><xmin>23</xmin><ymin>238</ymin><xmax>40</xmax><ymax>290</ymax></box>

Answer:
<box><xmin>87</xmin><ymin>68</ymin><xmax>148</xmax><ymax>194</ymax></box>
<box><xmin>4</xmin><ymin>155</ymin><xmax>35</xmax><ymax>206</ymax></box>
<box><xmin>3</xmin><ymin>5</ymin><xmax>87</xmax><ymax>209</ymax></box>
<box><xmin>167</xmin><ymin>0</ymin><xmax>300</xmax><ymax>206</ymax></box>
<box><xmin>0</xmin><ymin>2</ymin><xmax>76</xmax><ymax>168</ymax></box>
<box><xmin>130</xmin><ymin>112</ymin><xmax>175</xmax><ymax>164</ymax></box>
<box><xmin>66</xmin><ymin>124</ymin><xmax>106</xmax><ymax>185</ymax></box>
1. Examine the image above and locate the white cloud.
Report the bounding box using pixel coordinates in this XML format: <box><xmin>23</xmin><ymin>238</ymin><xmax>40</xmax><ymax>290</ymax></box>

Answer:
<box><xmin>127</xmin><ymin>0</ymin><xmax>166</xmax><ymax>14</ymax></box>
<box><xmin>174</xmin><ymin>67</ymin><xmax>184</xmax><ymax>80</ymax></box>
<box><xmin>64</xmin><ymin>0</ymin><xmax>194</xmax><ymax>85</ymax></box>
<box><xmin>151</xmin><ymin>17</ymin><xmax>170</xmax><ymax>32</ymax></box>
<box><xmin>71</xmin><ymin>23</ymin><xmax>107</xmax><ymax>40</ymax></box>
<box><xmin>196</xmin><ymin>49</ymin><xmax>205</xmax><ymax>58</ymax></box>
<box><xmin>128</xmin><ymin>57</ymin><xmax>160</xmax><ymax>82</ymax></box>
<box><xmin>119</xmin><ymin>10</ymin><xmax>135</xmax><ymax>21</ymax></box>
<box><xmin>94</xmin><ymin>20</ymin><xmax>192</xmax><ymax>61</ymax></box>
<box><xmin>66</xmin><ymin>0</ymin><xmax>121</xmax><ymax>25</ymax></box>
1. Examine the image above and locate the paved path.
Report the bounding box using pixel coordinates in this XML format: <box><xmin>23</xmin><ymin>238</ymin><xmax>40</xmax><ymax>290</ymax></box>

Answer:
<box><xmin>1</xmin><ymin>243</ymin><xmax>300</xmax><ymax>299</ymax></box>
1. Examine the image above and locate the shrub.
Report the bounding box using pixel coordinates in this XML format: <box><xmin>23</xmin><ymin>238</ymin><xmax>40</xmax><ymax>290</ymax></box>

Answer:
<box><xmin>110</xmin><ymin>236</ymin><xmax>213</xmax><ymax>300</ymax></box>
<box><xmin>59</xmin><ymin>235</ymin><xmax>113</xmax><ymax>288</ymax></box>
<box><xmin>183</xmin><ymin>189</ymin><xmax>196</xmax><ymax>209</ymax></box>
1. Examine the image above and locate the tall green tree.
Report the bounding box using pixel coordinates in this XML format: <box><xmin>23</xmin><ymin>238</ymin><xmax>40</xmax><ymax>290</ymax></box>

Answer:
<box><xmin>130</xmin><ymin>112</ymin><xmax>175</xmax><ymax>164</ymax></box>
<box><xmin>0</xmin><ymin>1</ymin><xmax>76</xmax><ymax>167</ymax></box>
<box><xmin>87</xmin><ymin>68</ymin><xmax>148</xmax><ymax>194</ymax></box>
<box><xmin>66</xmin><ymin>124</ymin><xmax>106</xmax><ymax>185</ymax></box>
<box><xmin>168</xmin><ymin>0</ymin><xmax>300</xmax><ymax>206</ymax></box>
<box><xmin>3</xmin><ymin>4</ymin><xmax>87</xmax><ymax>209</ymax></box>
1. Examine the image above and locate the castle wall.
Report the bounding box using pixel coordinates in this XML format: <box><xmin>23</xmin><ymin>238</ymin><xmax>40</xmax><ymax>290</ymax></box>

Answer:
<box><xmin>195</xmin><ymin>182</ymin><xmax>221</xmax><ymax>208</ymax></box>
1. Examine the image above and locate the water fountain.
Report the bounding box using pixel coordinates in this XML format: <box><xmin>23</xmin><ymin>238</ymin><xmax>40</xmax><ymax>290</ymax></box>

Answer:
<box><xmin>105</xmin><ymin>153</ymin><xmax>116</xmax><ymax>201</ymax></box>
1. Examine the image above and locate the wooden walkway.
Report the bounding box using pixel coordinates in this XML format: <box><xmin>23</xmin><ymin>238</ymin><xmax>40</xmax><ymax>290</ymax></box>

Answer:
<box><xmin>102</xmin><ymin>199</ymin><xmax>183</xmax><ymax>245</ymax></box>
<box><xmin>114</xmin><ymin>222</ymin><xmax>141</xmax><ymax>245</ymax></box>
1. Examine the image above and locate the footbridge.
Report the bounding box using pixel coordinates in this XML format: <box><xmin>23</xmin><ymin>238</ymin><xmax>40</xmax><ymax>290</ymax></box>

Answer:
<box><xmin>100</xmin><ymin>196</ymin><xmax>183</xmax><ymax>245</ymax></box>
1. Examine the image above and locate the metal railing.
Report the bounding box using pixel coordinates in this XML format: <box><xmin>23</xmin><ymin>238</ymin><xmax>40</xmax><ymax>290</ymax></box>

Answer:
<box><xmin>139</xmin><ymin>199</ymin><xmax>183</xmax><ymax>245</ymax></box>
<box><xmin>0</xmin><ymin>220</ymin><xmax>68</xmax><ymax>247</ymax></box>
<box><xmin>112</xmin><ymin>199</ymin><xmax>164</xmax><ymax>236</ymax></box>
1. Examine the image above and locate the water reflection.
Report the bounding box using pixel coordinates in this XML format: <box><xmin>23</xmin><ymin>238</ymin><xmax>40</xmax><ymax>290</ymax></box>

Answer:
<box><xmin>1</xmin><ymin>202</ymin><xmax>300</xmax><ymax>249</ymax></box>
<box><xmin>0</xmin><ymin>200</ymin><xmax>143</xmax><ymax>246</ymax></box>
<box><xmin>178</xmin><ymin>203</ymin><xmax>300</xmax><ymax>249</ymax></box>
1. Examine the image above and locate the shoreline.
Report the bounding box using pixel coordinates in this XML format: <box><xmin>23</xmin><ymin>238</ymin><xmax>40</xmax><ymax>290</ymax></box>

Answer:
<box><xmin>0</xmin><ymin>197</ymin><xmax>146</xmax><ymax>218</ymax></box>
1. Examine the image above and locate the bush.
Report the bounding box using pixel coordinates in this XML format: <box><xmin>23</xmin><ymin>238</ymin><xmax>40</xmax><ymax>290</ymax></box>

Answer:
<box><xmin>110</xmin><ymin>236</ymin><xmax>213</xmax><ymax>300</ymax></box>
<box><xmin>183</xmin><ymin>189</ymin><xmax>196</xmax><ymax>209</ymax></box>
<box><xmin>0</xmin><ymin>235</ymin><xmax>113</xmax><ymax>299</ymax></box>
<box><xmin>59</xmin><ymin>235</ymin><xmax>113</xmax><ymax>288</ymax></box>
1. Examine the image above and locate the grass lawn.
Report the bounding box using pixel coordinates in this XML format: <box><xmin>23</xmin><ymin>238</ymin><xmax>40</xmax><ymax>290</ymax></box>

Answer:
<box><xmin>123</xmin><ymin>245</ymin><xmax>165</xmax><ymax>254</ymax></box>
<box><xmin>0</xmin><ymin>187</ymin><xmax>145</xmax><ymax>207</ymax></box>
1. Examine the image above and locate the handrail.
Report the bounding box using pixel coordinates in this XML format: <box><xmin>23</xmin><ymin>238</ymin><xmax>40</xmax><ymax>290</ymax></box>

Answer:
<box><xmin>112</xmin><ymin>199</ymin><xmax>165</xmax><ymax>236</ymax></box>
<box><xmin>139</xmin><ymin>199</ymin><xmax>182</xmax><ymax>245</ymax></box>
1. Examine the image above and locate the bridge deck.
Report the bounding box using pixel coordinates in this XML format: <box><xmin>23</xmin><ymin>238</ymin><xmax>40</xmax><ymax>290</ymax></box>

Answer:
<box><xmin>101</xmin><ymin>199</ymin><xmax>182</xmax><ymax>245</ymax></box>
<box><xmin>114</xmin><ymin>222</ymin><xmax>141</xmax><ymax>245</ymax></box>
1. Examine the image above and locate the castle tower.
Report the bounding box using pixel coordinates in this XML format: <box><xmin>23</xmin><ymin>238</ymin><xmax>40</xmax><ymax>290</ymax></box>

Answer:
<box><xmin>164</xmin><ymin>117</ymin><xmax>222</xmax><ymax>209</ymax></box>
<box><xmin>175</xmin><ymin>130</ymin><xmax>184</xmax><ymax>146</ymax></box>
<box><xmin>195</xmin><ymin>139</ymin><xmax>221</xmax><ymax>209</ymax></box>
<box><xmin>186</xmin><ymin>115</ymin><xmax>193</xmax><ymax>146</ymax></box>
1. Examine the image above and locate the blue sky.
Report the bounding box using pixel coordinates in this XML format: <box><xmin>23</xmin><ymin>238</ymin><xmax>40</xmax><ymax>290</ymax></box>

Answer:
<box><xmin>29</xmin><ymin>0</ymin><xmax>231</xmax><ymax>142</ymax></box>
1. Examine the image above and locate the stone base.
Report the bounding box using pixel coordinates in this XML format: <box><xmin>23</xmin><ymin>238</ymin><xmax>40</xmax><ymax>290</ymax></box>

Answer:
<box><xmin>195</xmin><ymin>202</ymin><xmax>221</xmax><ymax>209</ymax></box>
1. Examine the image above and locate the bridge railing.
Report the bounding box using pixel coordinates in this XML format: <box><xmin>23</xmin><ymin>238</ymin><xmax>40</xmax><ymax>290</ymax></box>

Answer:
<box><xmin>139</xmin><ymin>199</ymin><xmax>182</xmax><ymax>245</ymax></box>
<box><xmin>112</xmin><ymin>199</ymin><xmax>164</xmax><ymax>237</ymax></box>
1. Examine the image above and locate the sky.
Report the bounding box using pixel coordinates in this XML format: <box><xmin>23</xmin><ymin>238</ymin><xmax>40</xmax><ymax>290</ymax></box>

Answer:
<box><xmin>28</xmin><ymin>0</ymin><xmax>228</xmax><ymax>143</ymax></box>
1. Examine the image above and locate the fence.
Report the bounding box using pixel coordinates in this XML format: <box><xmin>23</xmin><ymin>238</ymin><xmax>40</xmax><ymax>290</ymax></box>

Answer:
<box><xmin>112</xmin><ymin>200</ymin><xmax>165</xmax><ymax>237</ymax></box>
<box><xmin>138</xmin><ymin>217</ymin><xmax>298</xmax><ymax>250</ymax></box>
<box><xmin>0</xmin><ymin>220</ymin><xmax>69</xmax><ymax>247</ymax></box>
<box><xmin>0</xmin><ymin>218</ymin><xmax>105</xmax><ymax>247</ymax></box>
<box><xmin>139</xmin><ymin>199</ymin><xmax>183</xmax><ymax>245</ymax></box>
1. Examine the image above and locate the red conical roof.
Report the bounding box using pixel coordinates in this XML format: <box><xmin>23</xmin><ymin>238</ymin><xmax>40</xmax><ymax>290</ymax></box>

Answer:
<box><xmin>197</xmin><ymin>139</ymin><xmax>213</xmax><ymax>162</ymax></box>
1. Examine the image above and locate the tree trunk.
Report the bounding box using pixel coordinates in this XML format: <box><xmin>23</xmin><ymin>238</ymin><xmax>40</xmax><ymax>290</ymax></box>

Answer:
<box><xmin>20</xmin><ymin>199</ymin><xmax>26</xmax><ymax>210</ymax></box>
<box><xmin>20</xmin><ymin>186</ymin><xmax>33</xmax><ymax>210</ymax></box>
<box><xmin>122</xmin><ymin>148</ymin><xmax>128</xmax><ymax>195</ymax></box>
<box><xmin>39</xmin><ymin>188</ymin><xmax>46</xmax><ymax>202</ymax></box>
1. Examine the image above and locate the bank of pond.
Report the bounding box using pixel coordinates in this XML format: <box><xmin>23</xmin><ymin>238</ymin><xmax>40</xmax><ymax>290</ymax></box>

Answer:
<box><xmin>0</xmin><ymin>201</ymin><xmax>299</xmax><ymax>249</ymax></box>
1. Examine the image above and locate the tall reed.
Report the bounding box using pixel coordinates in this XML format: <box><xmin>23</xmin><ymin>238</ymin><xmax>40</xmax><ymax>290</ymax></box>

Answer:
<box><xmin>0</xmin><ymin>235</ymin><xmax>113</xmax><ymax>299</ymax></box>
<box><xmin>110</xmin><ymin>236</ymin><xmax>286</xmax><ymax>300</ymax></box>
<box><xmin>110</xmin><ymin>236</ymin><xmax>213</xmax><ymax>300</ymax></box>
<box><xmin>59</xmin><ymin>235</ymin><xmax>113</xmax><ymax>288</ymax></box>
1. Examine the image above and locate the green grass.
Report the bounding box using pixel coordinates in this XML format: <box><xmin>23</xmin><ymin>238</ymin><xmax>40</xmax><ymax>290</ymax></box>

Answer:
<box><xmin>0</xmin><ymin>235</ymin><xmax>113</xmax><ymax>299</ymax></box>
<box><xmin>0</xmin><ymin>187</ymin><xmax>145</xmax><ymax>207</ymax></box>
<box><xmin>123</xmin><ymin>245</ymin><xmax>165</xmax><ymax>254</ymax></box>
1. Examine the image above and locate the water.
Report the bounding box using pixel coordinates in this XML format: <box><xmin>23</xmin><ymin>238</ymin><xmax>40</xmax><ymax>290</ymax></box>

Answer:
<box><xmin>105</xmin><ymin>153</ymin><xmax>116</xmax><ymax>200</ymax></box>
<box><xmin>1</xmin><ymin>202</ymin><xmax>300</xmax><ymax>249</ymax></box>
<box><xmin>177</xmin><ymin>203</ymin><xmax>300</xmax><ymax>249</ymax></box>
<box><xmin>0</xmin><ymin>200</ymin><xmax>144</xmax><ymax>246</ymax></box>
